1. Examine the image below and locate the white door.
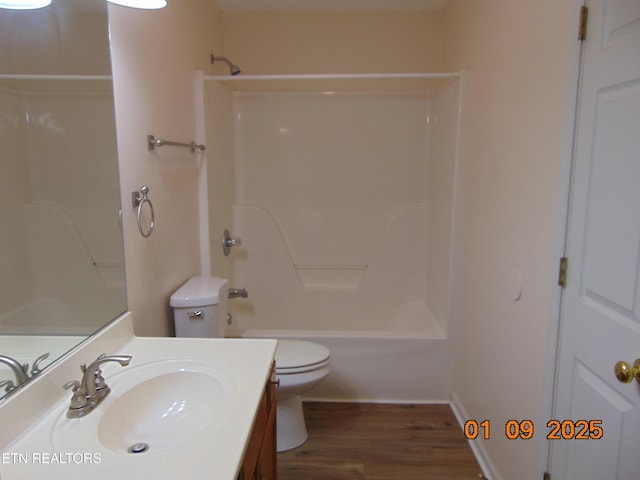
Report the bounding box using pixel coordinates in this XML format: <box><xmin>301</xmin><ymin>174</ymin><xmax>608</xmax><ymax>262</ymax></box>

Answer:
<box><xmin>550</xmin><ymin>0</ymin><xmax>640</xmax><ymax>479</ymax></box>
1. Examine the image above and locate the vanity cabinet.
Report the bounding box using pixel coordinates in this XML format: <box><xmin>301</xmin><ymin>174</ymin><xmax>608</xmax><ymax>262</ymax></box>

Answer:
<box><xmin>237</xmin><ymin>363</ymin><xmax>277</xmax><ymax>480</ymax></box>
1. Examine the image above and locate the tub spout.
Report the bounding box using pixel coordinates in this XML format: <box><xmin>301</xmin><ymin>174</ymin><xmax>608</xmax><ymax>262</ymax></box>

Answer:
<box><xmin>228</xmin><ymin>288</ymin><xmax>248</xmax><ymax>299</ymax></box>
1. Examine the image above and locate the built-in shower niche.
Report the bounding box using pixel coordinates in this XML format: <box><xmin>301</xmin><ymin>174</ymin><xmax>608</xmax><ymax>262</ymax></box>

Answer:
<box><xmin>205</xmin><ymin>74</ymin><xmax>462</xmax><ymax>401</ymax></box>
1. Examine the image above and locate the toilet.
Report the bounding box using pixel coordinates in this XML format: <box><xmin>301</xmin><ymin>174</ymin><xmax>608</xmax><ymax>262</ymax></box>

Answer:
<box><xmin>170</xmin><ymin>276</ymin><xmax>331</xmax><ymax>452</ymax></box>
<box><xmin>272</xmin><ymin>339</ymin><xmax>330</xmax><ymax>451</ymax></box>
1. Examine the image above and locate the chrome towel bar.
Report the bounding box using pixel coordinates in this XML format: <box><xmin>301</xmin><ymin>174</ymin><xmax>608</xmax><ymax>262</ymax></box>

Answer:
<box><xmin>147</xmin><ymin>135</ymin><xmax>206</xmax><ymax>153</ymax></box>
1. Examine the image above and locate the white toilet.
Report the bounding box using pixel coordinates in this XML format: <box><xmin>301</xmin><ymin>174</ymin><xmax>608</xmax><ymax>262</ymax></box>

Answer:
<box><xmin>170</xmin><ymin>276</ymin><xmax>331</xmax><ymax>452</ymax></box>
<box><xmin>272</xmin><ymin>339</ymin><xmax>330</xmax><ymax>451</ymax></box>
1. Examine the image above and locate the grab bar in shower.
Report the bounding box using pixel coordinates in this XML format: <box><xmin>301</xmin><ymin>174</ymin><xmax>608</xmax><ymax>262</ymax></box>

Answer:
<box><xmin>147</xmin><ymin>135</ymin><xmax>206</xmax><ymax>153</ymax></box>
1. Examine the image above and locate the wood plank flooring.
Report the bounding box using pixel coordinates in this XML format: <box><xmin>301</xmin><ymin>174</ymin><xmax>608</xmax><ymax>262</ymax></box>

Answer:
<box><xmin>277</xmin><ymin>402</ymin><xmax>483</xmax><ymax>480</ymax></box>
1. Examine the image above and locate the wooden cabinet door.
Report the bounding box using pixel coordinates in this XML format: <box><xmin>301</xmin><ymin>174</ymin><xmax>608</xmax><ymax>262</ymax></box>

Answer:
<box><xmin>239</xmin><ymin>362</ymin><xmax>277</xmax><ymax>480</ymax></box>
<box><xmin>257</xmin><ymin>399</ymin><xmax>277</xmax><ymax>480</ymax></box>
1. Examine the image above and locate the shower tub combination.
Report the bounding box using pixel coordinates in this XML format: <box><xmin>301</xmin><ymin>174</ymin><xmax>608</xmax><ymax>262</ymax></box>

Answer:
<box><xmin>202</xmin><ymin>73</ymin><xmax>464</xmax><ymax>402</ymax></box>
<box><xmin>0</xmin><ymin>77</ymin><xmax>125</xmax><ymax>336</ymax></box>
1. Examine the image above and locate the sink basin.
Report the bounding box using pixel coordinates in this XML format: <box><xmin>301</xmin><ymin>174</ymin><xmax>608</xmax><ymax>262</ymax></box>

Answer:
<box><xmin>52</xmin><ymin>359</ymin><xmax>237</xmax><ymax>455</ymax></box>
<box><xmin>98</xmin><ymin>370</ymin><xmax>226</xmax><ymax>453</ymax></box>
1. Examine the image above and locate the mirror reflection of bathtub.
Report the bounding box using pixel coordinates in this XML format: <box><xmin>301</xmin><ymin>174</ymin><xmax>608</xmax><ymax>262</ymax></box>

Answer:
<box><xmin>0</xmin><ymin>1</ymin><xmax>126</xmax><ymax>400</ymax></box>
<box><xmin>0</xmin><ymin>202</ymin><xmax>124</xmax><ymax>336</ymax></box>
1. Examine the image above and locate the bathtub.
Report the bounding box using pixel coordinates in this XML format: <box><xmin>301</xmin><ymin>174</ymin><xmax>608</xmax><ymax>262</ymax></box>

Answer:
<box><xmin>239</xmin><ymin>311</ymin><xmax>452</xmax><ymax>403</ymax></box>
<box><xmin>0</xmin><ymin>297</ymin><xmax>118</xmax><ymax>335</ymax></box>
<box><xmin>0</xmin><ymin>203</ymin><xmax>126</xmax><ymax>336</ymax></box>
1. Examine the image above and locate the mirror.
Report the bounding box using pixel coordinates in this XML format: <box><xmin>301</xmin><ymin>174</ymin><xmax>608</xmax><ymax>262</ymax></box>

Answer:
<box><xmin>0</xmin><ymin>0</ymin><xmax>126</xmax><ymax>399</ymax></box>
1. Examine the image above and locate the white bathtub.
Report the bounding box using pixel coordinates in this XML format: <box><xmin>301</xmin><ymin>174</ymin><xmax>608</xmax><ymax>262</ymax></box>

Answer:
<box><xmin>242</xmin><ymin>325</ymin><xmax>451</xmax><ymax>403</ymax></box>
<box><xmin>0</xmin><ymin>203</ymin><xmax>126</xmax><ymax>336</ymax></box>
<box><xmin>0</xmin><ymin>297</ymin><xmax>116</xmax><ymax>335</ymax></box>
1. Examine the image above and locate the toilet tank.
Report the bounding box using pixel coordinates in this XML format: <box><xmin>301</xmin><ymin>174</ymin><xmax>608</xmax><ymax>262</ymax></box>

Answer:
<box><xmin>170</xmin><ymin>276</ymin><xmax>229</xmax><ymax>338</ymax></box>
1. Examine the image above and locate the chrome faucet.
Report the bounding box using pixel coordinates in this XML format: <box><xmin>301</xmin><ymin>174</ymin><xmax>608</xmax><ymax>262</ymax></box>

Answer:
<box><xmin>0</xmin><ymin>355</ymin><xmax>30</xmax><ymax>386</ymax></box>
<box><xmin>64</xmin><ymin>353</ymin><xmax>132</xmax><ymax>418</ymax></box>
<box><xmin>0</xmin><ymin>353</ymin><xmax>51</xmax><ymax>394</ymax></box>
<box><xmin>228</xmin><ymin>288</ymin><xmax>248</xmax><ymax>299</ymax></box>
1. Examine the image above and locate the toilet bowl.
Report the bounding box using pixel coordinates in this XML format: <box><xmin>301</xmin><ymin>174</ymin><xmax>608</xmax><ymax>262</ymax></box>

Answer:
<box><xmin>274</xmin><ymin>340</ymin><xmax>331</xmax><ymax>452</ymax></box>
<box><xmin>170</xmin><ymin>276</ymin><xmax>332</xmax><ymax>452</ymax></box>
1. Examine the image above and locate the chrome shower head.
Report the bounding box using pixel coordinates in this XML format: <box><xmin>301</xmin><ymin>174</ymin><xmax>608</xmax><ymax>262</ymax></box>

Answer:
<box><xmin>210</xmin><ymin>54</ymin><xmax>241</xmax><ymax>76</ymax></box>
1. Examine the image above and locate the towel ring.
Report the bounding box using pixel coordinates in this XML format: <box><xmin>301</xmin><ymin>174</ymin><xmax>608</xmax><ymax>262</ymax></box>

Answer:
<box><xmin>131</xmin><ymin>185</ymin><xmax>155</xmax><ymax>238</ymax></box>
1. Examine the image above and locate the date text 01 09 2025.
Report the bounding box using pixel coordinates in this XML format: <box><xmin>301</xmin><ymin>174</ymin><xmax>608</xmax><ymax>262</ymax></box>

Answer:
<box><xmin>463</xmin><ymin>419</ymin><xmax>603</xmax><ymax>440</ymax></box>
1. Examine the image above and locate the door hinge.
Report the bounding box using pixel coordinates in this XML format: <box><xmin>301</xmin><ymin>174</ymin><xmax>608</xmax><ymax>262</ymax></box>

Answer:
<box><xmin>579</xmin><ymin>5</ymin><xmax>589</xmax><ymax>41</ymax></box>
<box><xmin>558</xmin><ymin>257</ymin><xmax>568</xmax><ymax>287</ymax></box>
<box><xmin>543</xmin><ymin>472</ymin><xmax>551</xmax><ymax>480</ymax></box>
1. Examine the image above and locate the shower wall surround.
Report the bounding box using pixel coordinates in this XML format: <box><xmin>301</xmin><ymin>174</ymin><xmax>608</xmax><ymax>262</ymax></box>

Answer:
<box><xmin>0</xmin><ymin>80</ymin><xmax>125</xmax><ymax>335</ymax></box>
<box><xmin>205</xmin><ymin>75</ymin><xmax>463</xmax><ymax>401</ymax></box>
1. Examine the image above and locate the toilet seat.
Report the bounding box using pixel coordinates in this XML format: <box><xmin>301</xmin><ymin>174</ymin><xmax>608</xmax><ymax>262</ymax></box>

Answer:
<box><xmin>275</xmin><ymin>340</ymin><xmax>330</xmax><ymax>374</ymax></box>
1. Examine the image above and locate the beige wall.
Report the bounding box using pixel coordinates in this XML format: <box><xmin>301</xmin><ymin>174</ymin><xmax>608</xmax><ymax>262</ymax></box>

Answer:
<box><xmin>223</xmin><ymin>11</ymin><xmax>445</xmax><ymax>74</ymax></box>
<box><xmin>444</xmin><ymin>1</ymin><xmax>577</xmax><ymax>478</ymax></box>
<box><xmin>108</xmin><ymin>0</ymin><xmax>223</xmax><ymax>336</ymax></box>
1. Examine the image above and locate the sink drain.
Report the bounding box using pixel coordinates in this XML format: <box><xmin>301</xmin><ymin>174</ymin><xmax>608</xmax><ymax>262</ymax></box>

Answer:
<box><xmin>128</xmin><ymin>442</ymin><xmax>149</xmax><ymax>454</ymax></box>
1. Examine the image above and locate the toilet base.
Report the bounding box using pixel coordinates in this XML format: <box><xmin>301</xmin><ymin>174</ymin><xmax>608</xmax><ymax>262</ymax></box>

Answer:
<box><xmin>276</xmin><ymin>394</ymin><xmax>308</xmax><ymax>452</ymax></box>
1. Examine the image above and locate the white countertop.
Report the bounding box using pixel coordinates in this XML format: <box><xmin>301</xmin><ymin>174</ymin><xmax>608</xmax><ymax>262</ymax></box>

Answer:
<box><xmin>0</xmin><ymin>313</ymin><xmax>277</xmax><ymax>480</ymax></box>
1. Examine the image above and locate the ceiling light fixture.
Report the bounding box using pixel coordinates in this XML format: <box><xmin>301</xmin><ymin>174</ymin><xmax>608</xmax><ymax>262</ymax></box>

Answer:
<box><xmin>105</xmin><ymin>0</ymin><xmax>167</xmax><ymax>9</ymax></box>
<box><xmin>0</xmin><ymin>0</ymin><xmax>51</xmax><ymax>9</ymax></box>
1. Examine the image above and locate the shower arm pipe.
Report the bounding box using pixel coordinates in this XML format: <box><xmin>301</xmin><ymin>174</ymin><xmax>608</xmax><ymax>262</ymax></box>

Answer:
<box><xmin>203</xmin><ymin>72</ymin><xmax>460</xmax><ymax>81</ymax></box>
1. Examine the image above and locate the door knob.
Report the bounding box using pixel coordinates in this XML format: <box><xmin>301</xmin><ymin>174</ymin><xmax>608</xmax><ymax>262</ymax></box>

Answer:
<box><xmin>614</xmin><ymin>359</ymin><xmax>640</xmax><ymax>384</ymax></box>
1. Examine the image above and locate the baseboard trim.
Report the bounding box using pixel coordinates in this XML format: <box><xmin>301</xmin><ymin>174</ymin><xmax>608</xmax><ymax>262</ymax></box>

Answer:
<box><xmin>302</xmin><ymin>396</ymin><xmax>448</xmax><ymax>405</ymax></box>
<box><xmin>449</xmin><ymin>391</ymin><xmax>501</xmax><ymax>480</ymax></box>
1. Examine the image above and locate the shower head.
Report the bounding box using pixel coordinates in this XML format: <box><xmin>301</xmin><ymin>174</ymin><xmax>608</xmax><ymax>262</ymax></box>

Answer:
<box><xmin>210</xmin><ymin>54</ymin><xmax>241</xmax><ymax>76</ymax></box>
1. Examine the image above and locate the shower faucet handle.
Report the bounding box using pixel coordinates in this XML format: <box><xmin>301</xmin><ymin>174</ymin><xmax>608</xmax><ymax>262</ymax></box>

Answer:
<box><xmin>223</xmin><ymin>229</ymin><xmax>242</xmax><ymax>256</ymax></box>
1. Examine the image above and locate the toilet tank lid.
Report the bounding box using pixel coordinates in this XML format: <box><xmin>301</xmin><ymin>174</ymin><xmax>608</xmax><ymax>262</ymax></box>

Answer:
<box><xmin>170</xmin><ymin>276</ymin><xmax>228</xmax><ymax>308</ymax></box>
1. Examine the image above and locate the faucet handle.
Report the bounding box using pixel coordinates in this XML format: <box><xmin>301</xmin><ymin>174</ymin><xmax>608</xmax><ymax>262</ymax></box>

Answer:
<box><xmin>63</xmin><ymin>380</ymin><xmax>87</xmax><ymax>411</ymax></box>
<box><xmin>30</xmin><ymin>352</ymin><xmax>50</xmax><ymax>376</ymax></box>
<box><xmin>64</xmin><ymin>380</ymin><xmax>81</xmax><ymax>392</ymax></box>
<box><xmin>223</xmin><ymin>229</ymin><xmax>242</xmax><ymax>256</ymax></box>
<box><xmin>0</xmin><ymin>380</ymin><xmax>16</xmax><ymax>393</ymax></box>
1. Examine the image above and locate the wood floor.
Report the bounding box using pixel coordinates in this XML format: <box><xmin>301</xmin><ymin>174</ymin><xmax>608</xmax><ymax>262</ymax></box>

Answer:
<box><xmin>277</xmin><ymin>402</ymin><xmax>483</xmax><ymax>480</ymax></box>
